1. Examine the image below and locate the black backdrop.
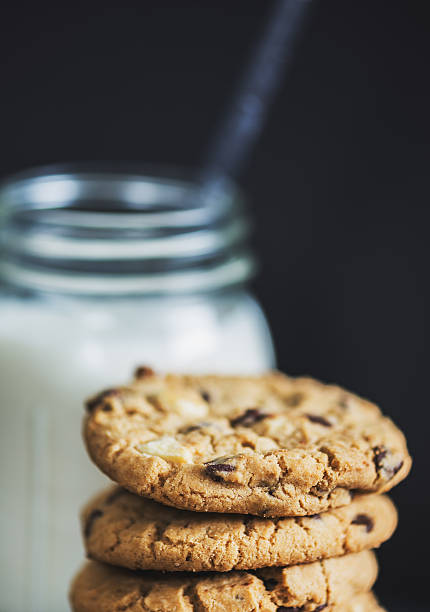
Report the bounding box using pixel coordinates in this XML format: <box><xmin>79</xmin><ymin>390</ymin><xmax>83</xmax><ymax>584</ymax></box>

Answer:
<box><xmin>1</xmin><ymin>1</ymin><xmax>429</xmax><ymax>609</ymax></box>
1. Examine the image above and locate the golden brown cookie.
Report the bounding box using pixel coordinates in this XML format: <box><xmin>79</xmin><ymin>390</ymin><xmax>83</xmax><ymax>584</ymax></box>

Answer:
<box><xmin>82</xmin><ymin>486</ymin><xmax>397</xmax><ymax>572</ymax></box>
<box><xmin>84</xmin><ymin>370</ymin><xmax>411</xmax><ymax>516</ymax></box>
<box><xmin>70</xmin><ymin>551</ymin><xmax>378</xmax><ymax>611</ymax></box>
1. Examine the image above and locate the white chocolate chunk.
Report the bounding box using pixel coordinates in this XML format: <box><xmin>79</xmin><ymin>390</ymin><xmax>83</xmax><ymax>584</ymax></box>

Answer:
<box><xmin>137</xmin><ymin>436</ymin><xmax>194</xmax><ymax>464</ymax></box>
<box><xmin>175</xmin><ymin>397</ymin><xmax>208</xmax><ymax>419</ymax></box>
<box><xmin>158</xmin><ymin>390</ymin><xmax>209</xmax><ymax>419</ymax></box>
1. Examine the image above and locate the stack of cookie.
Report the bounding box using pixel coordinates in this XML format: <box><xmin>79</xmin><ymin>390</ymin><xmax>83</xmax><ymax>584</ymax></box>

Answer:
<box><xmin>70</xmin><ymin>370</ymin><xmax>411</xmax><ymax>611</ymax></box>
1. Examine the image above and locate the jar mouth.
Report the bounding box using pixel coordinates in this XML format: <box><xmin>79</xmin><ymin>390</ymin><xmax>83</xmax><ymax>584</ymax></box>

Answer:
<box><xmin>0</xmin><ymin>163</ymin><xmax>255</xmax><ymax>295</ymax></box>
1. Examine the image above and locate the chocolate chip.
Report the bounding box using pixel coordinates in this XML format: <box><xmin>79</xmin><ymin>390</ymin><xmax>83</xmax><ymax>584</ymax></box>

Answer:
<box><xmin>373</xmin><ymin>445</ymin><xmax>404</xmax><ymax>480</ymax></box>
<box><xmin>205</xmin><ymin>462</ymin><xmax>235</xmax><ymax>482</ymax></box>
<box><xmin>231</xmin><ymin>408</ymin><xmax>269</xmax><ymax>427</ymax></box>
<box><xmin>306</xmin><ymin>414</ymin><xmax>332</xmax><ymax>427</ymax></box>
<box><xmin>315</xmin><ymin>607</ymin><xmax>328</xmax><ymax>612</ymax></box>
<box><xmin>200</xmin><ymin>390</ymin><xmax>211</xmax><ymax>402</ymax></box>
<box><xmin>262</xmin><ymin>577</ymin><xmax>278</xmax><ymax>591</ymax></box>
<box><xmin>205</xmin><ymin>463</ymin><xmax>236</xmax><ymax>473</ymax></box>
<box><xmin>85</xmin><ymin>389</ymin><xmax>119</xmax><ymax>413</ymax></box>
<box><xmin>134</xmin><ymin>365</ymin><xmax>155</xmax><ymax>378</ymax></box>
<box><xmin>84</xmin><ymin>509</ymin><xmax>103</xmax><ymax>538</ymax></box>
<box><xmin>351</xmin><ymin>513</ymin><xmax>374</xmax><ymax>532</ymax></box>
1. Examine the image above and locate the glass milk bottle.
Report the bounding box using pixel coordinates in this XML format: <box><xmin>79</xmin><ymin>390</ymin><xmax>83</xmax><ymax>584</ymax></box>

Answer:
<box><xmin>0</xmin><ymin>164</ymin><xmax>275</xmax><ymax>612</ymax></box>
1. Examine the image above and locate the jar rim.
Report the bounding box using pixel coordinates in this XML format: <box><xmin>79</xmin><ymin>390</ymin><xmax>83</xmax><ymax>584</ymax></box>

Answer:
<box><xmin>0</xmin><ymin>163</ymin><xmax>255</xmax><ymax>296</ymax></box>
<box><xmin>0</xmin><ymin>162</ymin><xmax>240</xmax><ymax>227</ymax></box>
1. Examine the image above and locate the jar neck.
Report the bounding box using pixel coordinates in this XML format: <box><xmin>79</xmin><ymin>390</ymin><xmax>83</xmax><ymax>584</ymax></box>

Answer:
<box><xmin>0</xmin><ymin>165</ymin><xmax>255</xmax><ymax>296</ymax></box>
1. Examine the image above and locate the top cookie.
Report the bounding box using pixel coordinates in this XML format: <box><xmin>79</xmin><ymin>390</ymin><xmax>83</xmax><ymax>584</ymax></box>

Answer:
<box><xmin>84</xmin><ymin>369</ymin><xmax>411</xmax><ymax>516</ymax></box>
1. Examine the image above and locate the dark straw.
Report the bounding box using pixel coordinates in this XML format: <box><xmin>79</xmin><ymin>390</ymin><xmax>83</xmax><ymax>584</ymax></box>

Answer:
<box><xmin>200</xmin><ymin>0</ymin><xmax>312</xmax><ymax>194</ymax></box>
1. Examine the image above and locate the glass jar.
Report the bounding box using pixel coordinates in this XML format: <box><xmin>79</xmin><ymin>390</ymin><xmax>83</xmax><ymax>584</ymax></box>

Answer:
<box><xmin>0</xmin><ymin>164</ymin><xmax>275</xmax><ymax>612</ymax></box>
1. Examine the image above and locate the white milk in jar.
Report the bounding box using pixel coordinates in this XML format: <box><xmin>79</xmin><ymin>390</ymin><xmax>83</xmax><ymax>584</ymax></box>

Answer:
<box><xmin>0</xmin><ymin>165</ymin><xmax>275</xmax><ymax>612</ymax></box>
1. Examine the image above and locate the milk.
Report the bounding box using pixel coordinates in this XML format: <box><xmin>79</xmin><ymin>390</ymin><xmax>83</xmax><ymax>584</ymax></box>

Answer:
<box><xmin>0</xmin><ymin>291</ymin><xmax>274</xmax><ymax>612</ymax></box>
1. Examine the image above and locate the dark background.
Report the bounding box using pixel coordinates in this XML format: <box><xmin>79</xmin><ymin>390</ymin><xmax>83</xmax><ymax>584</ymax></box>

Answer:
<box><xmin>1</xmin><ymin>1</ymin><xmax>429</xmax><ymax>609</ymax></box>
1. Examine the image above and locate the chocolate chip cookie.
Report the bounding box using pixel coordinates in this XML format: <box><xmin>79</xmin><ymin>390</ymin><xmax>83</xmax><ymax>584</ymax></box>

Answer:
<box><xmin>84</xmin><ymin>370</ymin><xmax>411</xmax><ymax>516</ymax></box>
<box><xmin>82</xmin><ymin>486</ymin><xmax>397</xmax><ymax>572</ymax></box>
<box><xmin>70</xmin><ymin>550</ymin><xmax>379</xmax><ymax>611</ymax></box>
